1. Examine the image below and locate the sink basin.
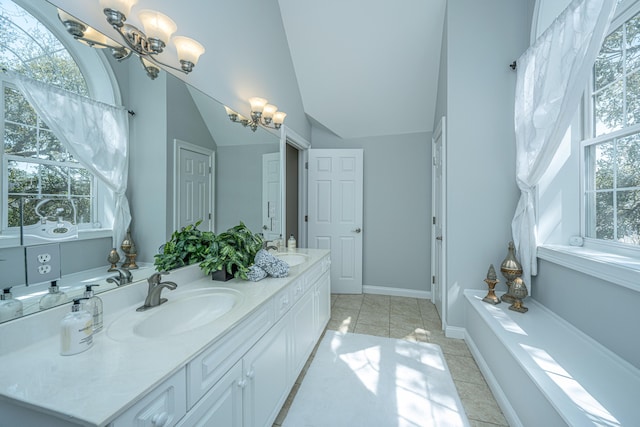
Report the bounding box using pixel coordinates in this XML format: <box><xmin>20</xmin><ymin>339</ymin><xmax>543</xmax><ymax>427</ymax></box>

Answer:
<box><xmin>108</xmin><ymin>288</ymin><xmax>242</xmax><ymax>340</ymax></box>
<box><xmin>275</xmin><ymin>253</ymin><xmax>309</xmax><ymax>266</ymax></box>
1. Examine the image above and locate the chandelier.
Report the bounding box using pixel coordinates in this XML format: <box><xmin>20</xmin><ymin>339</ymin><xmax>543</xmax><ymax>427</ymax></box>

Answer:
<box><xmin>57</xmin><ymin>0</ymin><xmax>205</xmax><ymax>80</ymax></box>
<box><xmin>224</xmin><ymin>98</ymin><xmax>287</xmax><ymax>132</ymax></box>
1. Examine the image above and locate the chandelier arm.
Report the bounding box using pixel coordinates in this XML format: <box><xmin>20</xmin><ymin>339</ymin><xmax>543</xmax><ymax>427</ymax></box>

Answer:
<box><xmin>142</xmin><ymin>54</ymin><xmax>189</xmax><ymax>75</ymax></box>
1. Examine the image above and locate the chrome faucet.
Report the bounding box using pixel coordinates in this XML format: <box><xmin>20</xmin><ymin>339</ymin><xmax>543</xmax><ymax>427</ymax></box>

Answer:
<box><xmin>136</xmin><ymin>271</ymin><xmax>177</xmax><ymax>312</ymax></box>
<box><xmin>262</xmin><ymin>241</ymin><xmax>278</xmax><ymax>252</ymax></box>
<box><xmin>106</xmin><ymin>267</ymin><xmax>133</xmax><ymax>286</ymax></box>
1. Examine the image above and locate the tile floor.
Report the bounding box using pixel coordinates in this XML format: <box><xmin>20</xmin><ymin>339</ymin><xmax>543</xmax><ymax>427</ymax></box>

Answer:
<box><xmin>274</xmin><ymin>293</ymin><xmax>509</xmax><ymax>427</ymax></box>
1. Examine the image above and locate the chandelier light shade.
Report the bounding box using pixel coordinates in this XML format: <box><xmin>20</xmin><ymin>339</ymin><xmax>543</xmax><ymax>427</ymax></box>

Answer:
<box><xmin>57</xmin><ymin>2</ymin><xmax>204</xmax><ymax>80</ymax></box>
<box><xmin>137</xmin><ymin>10</ymin><xmax>177</xmax><ymax>52</ymax></box>
<box><xmin>226</xmin><ymin>98</ymin><xmax>287</xmax><ymax>132</ymax></box>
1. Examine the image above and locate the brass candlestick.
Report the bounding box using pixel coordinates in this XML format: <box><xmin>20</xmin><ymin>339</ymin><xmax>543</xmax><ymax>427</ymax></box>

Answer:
<box><xmin>120</xmin><ymin>230</ymin><xmax>133</xmax><ymax>268</ymax></box>
<box><xmin>508</xmin><ymin>277</ymin><xmax>529</xmax><ymax>313</ymax></box>
<box><xmin>500</xmin><ymin>241</ymin><xmax>523</xmax><ymax>303</ymax></box>
<box><xmin>482</xmin><ymin>264</ymin><xmax>500</xmax><ymax>304</ymax></box>
<box><xmin>126</xmin><ymin>240</ymin><xmax>139</xmax><ymax>269</ymax></box>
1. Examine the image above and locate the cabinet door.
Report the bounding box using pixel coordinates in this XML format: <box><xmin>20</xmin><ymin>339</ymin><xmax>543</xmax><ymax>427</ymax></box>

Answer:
<box><xmin>111</xmin><ymin>367</ymin><xmax>186</xmax><ymax>427</ymax></box>
<box><xmin>177</xmin><ymin>361</ymin><xmax>243</xmax><ymax>427</ymax></box>
<box><xmin>292</xmin><ymin>288</ymin><xmax>315</xmax><ymax>374</ymax></box>
<box><xmin>315</xmin><ymin>272</ymin><xmax>331</xmax><ymax>336</ymax></box>
<box><xmin>242</xmin><ymin>318</ymin><xmax>290</xmax><ymax>427</ymax></box>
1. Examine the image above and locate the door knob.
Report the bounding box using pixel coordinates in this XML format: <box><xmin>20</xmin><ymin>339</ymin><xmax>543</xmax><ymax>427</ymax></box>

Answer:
<box><xmin>352</xmin><ymin>227</ymin><xmax>362</xmax><ymax>233</ymax></box>
<box><xmin>436</xmin><ymin>236</ymin><xmax>443</xmax><ymax>241</ymax></box>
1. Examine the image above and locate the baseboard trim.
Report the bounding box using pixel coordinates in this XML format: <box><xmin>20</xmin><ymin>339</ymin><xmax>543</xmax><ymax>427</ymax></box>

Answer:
<box><xmin>444</xmin><ymin>325</ymin><xmax>465</xmax><ymax>339</ymax></box>
<box><xmin>362</xmin><ymin>285</ymin><xmax>431</xmax><ymax>299</ymax></box>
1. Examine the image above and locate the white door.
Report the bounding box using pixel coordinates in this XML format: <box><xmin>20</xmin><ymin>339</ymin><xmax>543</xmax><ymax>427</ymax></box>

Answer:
<box><xmin>431</xmin><ymin>117</ymin><xmax>446</xmax><ymax>326</ymax></box>
<box><xmin>175</xmin><ymin>140</ymin><xmax>213</xmax><ymax>231</ymax></box>
<box><xmin>262</xmin><ymin>152</ymin><xmax>281</xmax><ymax>241</ymax></box>
<box><xmin>308</xmin><ymin>149</ymin><xmax>363</xmax><ymax>294</ymax></box>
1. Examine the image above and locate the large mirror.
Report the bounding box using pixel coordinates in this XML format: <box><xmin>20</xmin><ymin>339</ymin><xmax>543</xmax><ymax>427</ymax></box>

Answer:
<box><xmin>0</xmin><ymin>0</ymin><xmax>281</xmax><ymax>323</ymax></box>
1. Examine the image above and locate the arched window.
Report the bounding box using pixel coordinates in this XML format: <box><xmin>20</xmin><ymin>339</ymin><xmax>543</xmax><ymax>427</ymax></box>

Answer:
<box><xmin>0</xmin><ymin>0</ymin><xmax>118</xmax><ymax>244</ymax></box>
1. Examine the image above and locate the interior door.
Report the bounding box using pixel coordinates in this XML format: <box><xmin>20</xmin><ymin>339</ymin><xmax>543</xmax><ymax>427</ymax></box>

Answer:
<box><xmin>262</xmin><ymin>152</ymin><xmax>281</xmax><ymax>241</ymax></box>
<box><xmin>307</xmin><ymin>149</ymin><xmax>363</xmax><ymax>294</ymax></box>
<box><xmin>431</xmin><ymin>117</ymin><xmax>446</xmax><ymax>326</ymax></box>
<box><xmin>176</xmin><ymin>141</ymin><xmax>213</xmax><ymax>231</ymax></box>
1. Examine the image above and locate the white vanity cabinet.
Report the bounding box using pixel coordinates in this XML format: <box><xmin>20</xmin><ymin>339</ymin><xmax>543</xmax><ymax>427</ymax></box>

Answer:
<box><xmin>0</xmin><ymin>251</ymin><xmax>330</xmax><ymax>427</ymax></box>
<box><xmin>174</xmin><ymin>253</ymin><xmax>330</xmax><ymax>427</ymax></box>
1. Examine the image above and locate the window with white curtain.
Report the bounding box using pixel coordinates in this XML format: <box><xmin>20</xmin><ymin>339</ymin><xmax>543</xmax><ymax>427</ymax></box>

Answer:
<box><xmin>0</xmin><ymin>0</ymin><xmax>98</xmax><ymax>235</ymax></box>
<box><xmin>584</xmin><ymin>3</ymin><xmax>640</xmax><ymax>247</ymax></box>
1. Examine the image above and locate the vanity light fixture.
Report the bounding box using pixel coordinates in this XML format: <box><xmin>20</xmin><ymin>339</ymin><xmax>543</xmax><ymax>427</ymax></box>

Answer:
<box><xmin>224</xmin><ymin>97</ymin><xmax>287</xmax><ymax>132</ymax></box>
<box><xmin>57</xmin><ymin>0</ymin><xmax>205</xmax><ymax>80</ymax></box>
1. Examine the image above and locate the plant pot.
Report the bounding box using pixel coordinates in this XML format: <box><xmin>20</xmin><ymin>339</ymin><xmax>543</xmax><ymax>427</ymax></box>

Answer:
<box><xmin>211</xmin><ymin>267</ymin><xmax>236</xmax><ymax>282</ymax></box>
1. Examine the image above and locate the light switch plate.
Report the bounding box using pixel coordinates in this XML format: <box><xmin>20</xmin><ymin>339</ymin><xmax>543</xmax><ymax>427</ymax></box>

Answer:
<box><xmin>25</xmin><ymin>243</ymin><xmax>61</xmax><ymax>285</ymax></box>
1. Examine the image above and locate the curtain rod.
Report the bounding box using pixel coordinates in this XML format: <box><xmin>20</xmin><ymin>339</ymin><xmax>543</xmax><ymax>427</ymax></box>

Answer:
<box><xmin>3</xmin><ymin>67</ymin><xmax>136</xmax><ymax>117</ymax></box>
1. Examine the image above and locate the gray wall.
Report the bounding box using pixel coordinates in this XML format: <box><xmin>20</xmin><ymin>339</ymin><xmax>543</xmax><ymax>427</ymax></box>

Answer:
<box><xmin>310</xmin><ymin>129</ymin><xmax>431</xmax><ymax>293</ymax></box>
<box><xmin>216</xmin><ymin>144</ymin><xmax>280</xmax><ymax>235</ymax></box>
<box><xmin>440</xmin><ymin>0</ymin><xmax>532</xmax><ymax>328</ymax></box>
<box><xmin>533</xmin><ymin>260</ymin><xmax>640</xmax><ymax>369</ymax></box>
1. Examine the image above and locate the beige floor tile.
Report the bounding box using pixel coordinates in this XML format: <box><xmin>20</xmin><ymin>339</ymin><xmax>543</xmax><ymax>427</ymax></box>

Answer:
<box><xmin>273</xmin><ymin>382</ymin><xmax>300</xmax><ymax>425</ymax></box>
<box><xmin>419</xmin><ymin>301</ymin><xmax>442</xmax><ymax>321</ymax></box>
<box><xmin>422</xmin><ymin>317</ymin><xmax>444</xmax><ymax>333</ymax></box>
<box><xmin>361</xmin><ymin>294</ymin><xmax>390</xmax><ymax>310</ymax></box>
<box><xmin>353</xmin><ymin>322</ymin><xmax>389</xmax><ymax>337</ymax></box>
<box><xmin>454</xmin><ymin>379</ymin><xmax>508</xmax><ymax>426</ymax></box>
<box><xmin>327</xmin><ymin>316</ymin><xmax>356</xmax><ymax>333</ymax></box>
<box><xmin>445</xmin><ymin>354</ymin><xmax>485</xmax><ymax>385</ymax></box>
<box><xmin>356</xmin><ymin>310</ymin><xmax>390</xmax><ymax>328</ymax></box>
<box><xmin>430</xmin><ymin>331</ymin><xmax>473</xmax><ymax>358</ymax></box>
<box><xmin>390</xmin><ymin>311</ymin><xmax>424</xmax><ymax>328</ymax></box>
<box><xmin>333</xmin><ymin>294</ymin><xmax>364</xmax><ymax>310</ymax></box>
<box><xmin>389</xmin><ymin>324</ymin><xmax>430</xmax><ymax>343</ymax></box>
<box><xmin>469</xmin><ymin>420</ymin><xmax>509</xmax><ymax>427</ymax></box>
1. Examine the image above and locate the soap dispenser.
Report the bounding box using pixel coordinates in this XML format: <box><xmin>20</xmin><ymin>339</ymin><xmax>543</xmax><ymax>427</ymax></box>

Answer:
<box><xmin>60</xmin><ymin>298</ymin><xmax>93</xmax><ymax>356</ymax></box>
<box><xmin>0</xmin><ymin>287</ymin><xmax>23</xmax><ymax>323</ymax></box>
<box><xmin>82</xmin><ymin>284</ymin><xmax>103</xmax><ymax>333</ymax></box>
<box><xmin>39</xmin><ymin>280</ymin><xmax>67</xmax><ymax>310</ymax></box>
<box><xmin>288</xmin><ymin>234</ymin><xmax>296</xmax><ymax>250</ymax></box>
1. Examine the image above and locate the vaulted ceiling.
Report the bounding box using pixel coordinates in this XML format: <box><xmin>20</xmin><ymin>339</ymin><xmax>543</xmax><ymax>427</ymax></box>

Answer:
<box><xmin>277</xmin><ymin>0</ymin><xmax>446</xmax><ymax>139</ymax></box>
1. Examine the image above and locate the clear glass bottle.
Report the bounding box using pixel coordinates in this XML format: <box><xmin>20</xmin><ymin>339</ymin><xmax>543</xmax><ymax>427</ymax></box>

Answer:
<box><xmin>0</xmin><ymin>287</ymin><xmax>23</xmax><ymax>323</ymax></box>
<box><xmin>39</xmin><ymin>280</ymin><xmax>68</xmax><ymax>310</ymax></box>
<box><xmin>82</xmin><ymin>284</ymin><xmax>103</xmax><ymax>333</ymax></box>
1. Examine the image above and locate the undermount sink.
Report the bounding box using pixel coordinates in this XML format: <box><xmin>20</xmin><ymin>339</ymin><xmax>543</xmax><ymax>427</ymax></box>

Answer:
<box><xmin>275</xmin><ymin>253</ymin><xmax>309</xmax><ymax>266</ymax></box>
<box><xmin>108</xmin><ymin>287</ymin><xmax>242</xmax><ymax>340</ymax></box>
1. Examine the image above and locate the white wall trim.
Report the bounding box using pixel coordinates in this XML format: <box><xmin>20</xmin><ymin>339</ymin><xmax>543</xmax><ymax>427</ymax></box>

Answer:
<box><xmin>464</xmin><ymin>328</ymin><xmax>523</xmax><ymax>427</ymax></box>
<box><xmin>444</xmin><ymin>325</ymin><xmax>465</xmax><ymax>340</ymax></box>
<box><xmin>280</xmin><ymin>125</ymin><xmax>310</xmax><ymax>247</ymax></box>
<box><xmin>362</xmin><ymin>285</ymin><xmax>431</xmax><ymax>300</ymax></box>
<box><xmin>538</xmin><ymin>245</ymin><xmax>640</xmax><ymax>293</ymax></box>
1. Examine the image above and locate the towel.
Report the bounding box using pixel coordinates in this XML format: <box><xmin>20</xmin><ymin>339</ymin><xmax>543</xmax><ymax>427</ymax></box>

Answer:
<box><xmin>254</xmin><ymin>249</ymin><xmax>289</xmax><ymax>278</ymax></box>
<box><xmin>246</xmin><ymin>265</ymin><xmax>268</xmax><ymax>282</ymax></box>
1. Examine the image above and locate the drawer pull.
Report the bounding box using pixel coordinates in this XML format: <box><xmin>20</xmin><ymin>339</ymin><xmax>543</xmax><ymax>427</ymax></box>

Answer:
<box><xmin>151</xmin><ymin>412</ymin><xmax>169</xmax><ymax>426</ymax></box>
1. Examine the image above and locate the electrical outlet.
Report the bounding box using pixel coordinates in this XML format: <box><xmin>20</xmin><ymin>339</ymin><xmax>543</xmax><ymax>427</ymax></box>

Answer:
<box><xmin>38</xmin><ymin>264</ymin><xmax>52</xmax><ymax>274</ymax></box>
<box><xmin>25</xmin><ymin>243</ymin><xmax>61</xmax><ymax>285</ymax></box>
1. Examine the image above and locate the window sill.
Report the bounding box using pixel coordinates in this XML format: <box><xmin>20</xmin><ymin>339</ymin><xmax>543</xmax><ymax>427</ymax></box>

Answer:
<box><xmin>537</xmin><ymin>245</ymin><xmax>640</xmax><ymax>293</ymax></box>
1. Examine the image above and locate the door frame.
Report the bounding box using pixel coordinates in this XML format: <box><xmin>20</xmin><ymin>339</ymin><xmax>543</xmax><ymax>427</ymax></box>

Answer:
<box><xmin>431</xmin><ymin>117</ymin><xmax>447</xmax><ymax>329</ymax></box>
<box><xmin>173</xmin><ymin>139</ymin><xmax>215</xmax><ymax>232</ymax></box>
<box><xmin>279</xmin><ymin>126</ymin><xmax>310</xmax><ymax>247</ymax></box>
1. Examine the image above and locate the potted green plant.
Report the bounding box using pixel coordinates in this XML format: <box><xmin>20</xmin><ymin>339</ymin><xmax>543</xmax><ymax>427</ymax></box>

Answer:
<box><xmin>199</xmin><ymin>222</ymin><xmax>263</xmax><ymax>281</ymax></box>
<box><xmin>154</xmin><ymin>220</ymin><xmax>214</xmax><ymax>272</ymax></box>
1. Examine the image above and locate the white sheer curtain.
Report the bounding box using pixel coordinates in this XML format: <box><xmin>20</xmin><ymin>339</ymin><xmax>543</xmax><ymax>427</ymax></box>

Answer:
<box><xmin>10</xmin><ymin>72</ymin><xmax>131</xmax><ymax>254</ymax></box>
<box><xmin>512</xmin><ymin>0</ymin><xmax>616</xmax><ymax>286</ymax></box>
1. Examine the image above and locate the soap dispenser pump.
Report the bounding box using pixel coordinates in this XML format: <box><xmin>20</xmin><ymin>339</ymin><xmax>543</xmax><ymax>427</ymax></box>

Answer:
<box><xmin>82</xmin><ymin>284</ymin><xmax>103</xmax><ymax>333</ymax></box>
<box><xmin>39</xmin><ymin>280</ymin><xmax>67</xmax><ymax>310</ymax></box>
<box><xmin>60</xmin><ymin>298</ymin><xmax>93</xmax><ymax>356</ymax></box>
<box><xmin>0</xmin><ymin>287</ymin><xmax>23</xmax><ymax>323</ymax></box>
<box><xmin>287</xmin><ymin>234</ymin><xmax>296</xmax><ymax>250</ymax></box>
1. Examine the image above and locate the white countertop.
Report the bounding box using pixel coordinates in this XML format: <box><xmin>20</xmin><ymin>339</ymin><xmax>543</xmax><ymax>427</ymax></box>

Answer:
<box><xmin>0</xmin><ymin>249</ymin><xmax>329</xmax><ymax>426</ymax></box>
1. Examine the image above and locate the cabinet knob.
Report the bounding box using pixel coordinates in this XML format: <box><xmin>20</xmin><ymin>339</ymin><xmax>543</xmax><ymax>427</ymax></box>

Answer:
<box><xmin>246</xmin><ymin>369</ymin><xmax>255</xmax><ymax>379</ymax></box>
<box><xmin>237</xmin><ymin>379</ymin><xmax>247</xmax><ymax>388</ymax></box>
<box><xmin>151</xmin><ymin>412</ymin><xmax>169</xmax><ymax>426</ymax></box>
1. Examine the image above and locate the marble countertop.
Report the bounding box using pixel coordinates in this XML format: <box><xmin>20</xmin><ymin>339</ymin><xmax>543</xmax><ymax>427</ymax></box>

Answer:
<box><xmin>0</xmin><ymin>249</ymin><xmax>329</xmax><ymax>426</ymax></box>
